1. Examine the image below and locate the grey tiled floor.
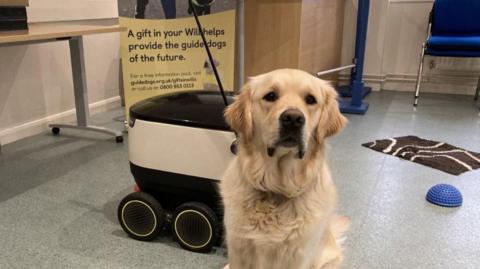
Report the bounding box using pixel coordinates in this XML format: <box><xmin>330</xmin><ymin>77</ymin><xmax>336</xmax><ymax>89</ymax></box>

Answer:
<box><xmin>0</xmin><ymin>91</ymin><xmax>479</xmax><ymax>269</ymax></box>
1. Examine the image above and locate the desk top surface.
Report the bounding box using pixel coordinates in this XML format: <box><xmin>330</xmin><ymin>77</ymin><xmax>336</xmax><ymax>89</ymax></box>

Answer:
<box><xmin>0</xmin><ymin>18</ymin><xmax>126</xmax><ymax>44</ymax></box>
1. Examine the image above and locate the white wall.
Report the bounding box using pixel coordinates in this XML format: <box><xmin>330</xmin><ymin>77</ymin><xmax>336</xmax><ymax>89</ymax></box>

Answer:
<box><xmin>28</xmin><ymin>0</ymin><xmax>118</xmax><ymax>22</ymax></box>
<box><xmin>340</xmin><ymin>0</ymin><xmax>480</xmax><ymax>94</ymax></box>
<box><xmin>0</xmin><ymin>0</ymin><xmax>121</xmax><ymax>145</ymax></box>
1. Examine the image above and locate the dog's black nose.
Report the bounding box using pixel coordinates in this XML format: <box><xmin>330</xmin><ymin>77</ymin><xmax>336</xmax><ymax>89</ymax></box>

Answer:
<box><xmin>280</xmin><ymin>109</ymin><xmax>305</xmax><ymax>129</ymax></box>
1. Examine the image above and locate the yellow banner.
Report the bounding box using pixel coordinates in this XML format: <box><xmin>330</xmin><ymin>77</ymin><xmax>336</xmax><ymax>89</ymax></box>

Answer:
<box><xmin>120</xmin><ymin>10</ymin><xmax>236</xmax><ymax>114</ymax></box>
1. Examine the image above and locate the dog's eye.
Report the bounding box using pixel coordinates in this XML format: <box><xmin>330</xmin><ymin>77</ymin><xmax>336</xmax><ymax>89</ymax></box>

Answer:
<box><xmin>305</xmin><ymin>94</ymin><xmax>317</xmax><ymax>105</ymax></box>
<box><xmin>263</xmin><ymin>91</ymin><xmax>278</xmax><ymax>102</ymax></box>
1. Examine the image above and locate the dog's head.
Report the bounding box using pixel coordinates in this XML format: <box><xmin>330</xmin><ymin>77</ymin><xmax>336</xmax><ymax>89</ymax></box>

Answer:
<box><xmin>225</xmin><ymin>69</ymin><xmax>347</xmax><ymax>159</ymax></box>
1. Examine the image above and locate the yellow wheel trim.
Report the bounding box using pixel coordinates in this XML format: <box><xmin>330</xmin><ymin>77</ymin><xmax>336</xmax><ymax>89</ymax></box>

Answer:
<box><xmin>174</xmin><ymin>209</ymin><xmax>213</xmax><ymax>249</ymax></box>
<box><xmin>121</xmin><ymin>200</ymin><xmax>157</xmax><ymax>237</ymax></box>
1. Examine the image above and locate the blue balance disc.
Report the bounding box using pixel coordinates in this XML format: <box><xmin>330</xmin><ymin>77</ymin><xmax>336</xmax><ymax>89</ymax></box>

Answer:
<box><xmin>426</xmin><ymin>184</ymin><xmax>463</xmax><ymax>207</ymax></box>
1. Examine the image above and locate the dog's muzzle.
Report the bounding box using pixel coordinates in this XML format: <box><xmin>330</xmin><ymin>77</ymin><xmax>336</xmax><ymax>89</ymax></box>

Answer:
<box><xmin>278</xmin><ymin>108</ymin><xmax>304</xmax><ymax>147</ymax></box>
<box><xmin>267</xmin><ymin>109</ymin><xmax>306</xmax><ymax>158</ymax></box>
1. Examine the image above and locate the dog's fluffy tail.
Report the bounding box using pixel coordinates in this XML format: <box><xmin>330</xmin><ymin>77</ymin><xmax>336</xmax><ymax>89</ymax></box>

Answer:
<box><xmin>330</xmin><ymin>215</ymin><xmax>350</xmax><ymax>247</ymax></box>
<box><xmin>316</xmin><ymin>215</ymin><xmax>351</xmax><ymax>269</ymax></box>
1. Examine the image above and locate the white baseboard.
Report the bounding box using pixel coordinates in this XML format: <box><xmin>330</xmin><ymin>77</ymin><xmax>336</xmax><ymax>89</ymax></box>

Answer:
<box><xmin>339</xmin><ymin>73</ymin><xmax>480</xmax><ymax>95</ymax></box>
<box><xmin>0</xmin><ymin>96</ymin><xmax>122</xmax><ymax>146</ymax></box>
<box><xmin>389</xmin><ymin>0</ymin><xmax>433</xmax><ymax>3</ymax></box>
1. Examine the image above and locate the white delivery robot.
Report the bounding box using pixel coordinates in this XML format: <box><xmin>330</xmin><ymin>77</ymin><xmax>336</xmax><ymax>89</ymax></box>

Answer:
<box><xmin>118</xmin><ymin>91</ymin><xmax>236</xmax><ymax>253</ymax></box>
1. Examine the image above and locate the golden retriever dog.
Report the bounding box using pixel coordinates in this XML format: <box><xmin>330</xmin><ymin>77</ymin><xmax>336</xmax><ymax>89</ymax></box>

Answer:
<box><xmin>221</xmin><ymin>69</ymin><xmax>349</xmax><ymax>269</ymax></box>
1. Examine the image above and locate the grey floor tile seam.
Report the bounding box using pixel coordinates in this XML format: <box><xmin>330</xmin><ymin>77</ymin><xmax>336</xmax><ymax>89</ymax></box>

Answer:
<box><xmin>349</xmin><ymin>101</ymin><xmax>401</xmax><ymax>230</ymax></box>
<box><xmin>47</xmin><ymin>201</ymin><xmax>101</xmax><ymax>237</ymax></box>
<box><xmin>344</xmin><ymin>150</ymin><xmax>389</xmax><ymax>244</ymax></box>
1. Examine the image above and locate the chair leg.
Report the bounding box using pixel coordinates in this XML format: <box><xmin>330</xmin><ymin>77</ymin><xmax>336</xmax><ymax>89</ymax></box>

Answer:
<box><xmin>414</xmin><ymin>43</ymin><xmax>426</xmax><ymax>107</ymax></box>
<box><xmin>475</xmin><ymin>76</ymin><xmax>480</xmax><ymax>101</ymax></box>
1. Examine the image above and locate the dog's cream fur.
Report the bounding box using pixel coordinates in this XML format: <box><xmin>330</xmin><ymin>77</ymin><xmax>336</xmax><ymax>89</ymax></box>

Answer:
<box><xmin>221</xmin><ymin>69</ymin><xmax>349</xmax><ymax>269</ymax></box>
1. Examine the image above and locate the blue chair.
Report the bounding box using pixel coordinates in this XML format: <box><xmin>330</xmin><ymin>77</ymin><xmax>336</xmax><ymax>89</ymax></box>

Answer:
<box><xmin>414</xmin><ymin>0</ymin><xmax>480</xmax><ymax>106</ymax></box>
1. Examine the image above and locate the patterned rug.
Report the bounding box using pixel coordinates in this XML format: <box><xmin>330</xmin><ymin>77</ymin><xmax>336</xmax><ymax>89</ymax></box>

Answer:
<box><xmin>362</xmin><ymin>136</ymin><xmax>480</xmax><ymax>175</ymax></box>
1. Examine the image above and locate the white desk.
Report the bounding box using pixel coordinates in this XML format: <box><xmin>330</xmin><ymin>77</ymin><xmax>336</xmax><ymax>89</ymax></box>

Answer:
<box><xmin>0</xmin><ymin>19</ymin><xmax>126</xmax><ymax>148</ymax></box>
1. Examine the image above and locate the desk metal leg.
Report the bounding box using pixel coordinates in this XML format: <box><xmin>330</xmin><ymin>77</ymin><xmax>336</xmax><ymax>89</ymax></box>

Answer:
<box><xmin>49</xmin><ymin>36</ymin><xmax>123</xmax><ymax>143</ymax></box>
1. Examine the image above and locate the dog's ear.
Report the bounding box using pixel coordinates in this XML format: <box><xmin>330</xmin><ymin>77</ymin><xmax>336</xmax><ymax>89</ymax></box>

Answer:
<box><xmin>224</xmin><ymin>83</ymin><xmax>253</xmax><ymax>142</ymax></box>
<box><xmin>316</xmin><ymin>83</ymin><xmax>347</xmax><ymax>141</ymax></box>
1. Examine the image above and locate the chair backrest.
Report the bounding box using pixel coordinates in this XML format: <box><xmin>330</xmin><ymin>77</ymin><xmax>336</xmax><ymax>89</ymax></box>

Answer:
<box><xmin>431</xmin><ymin>0</ymin><xmax>480</xmax><ymax>36</ymax></box>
